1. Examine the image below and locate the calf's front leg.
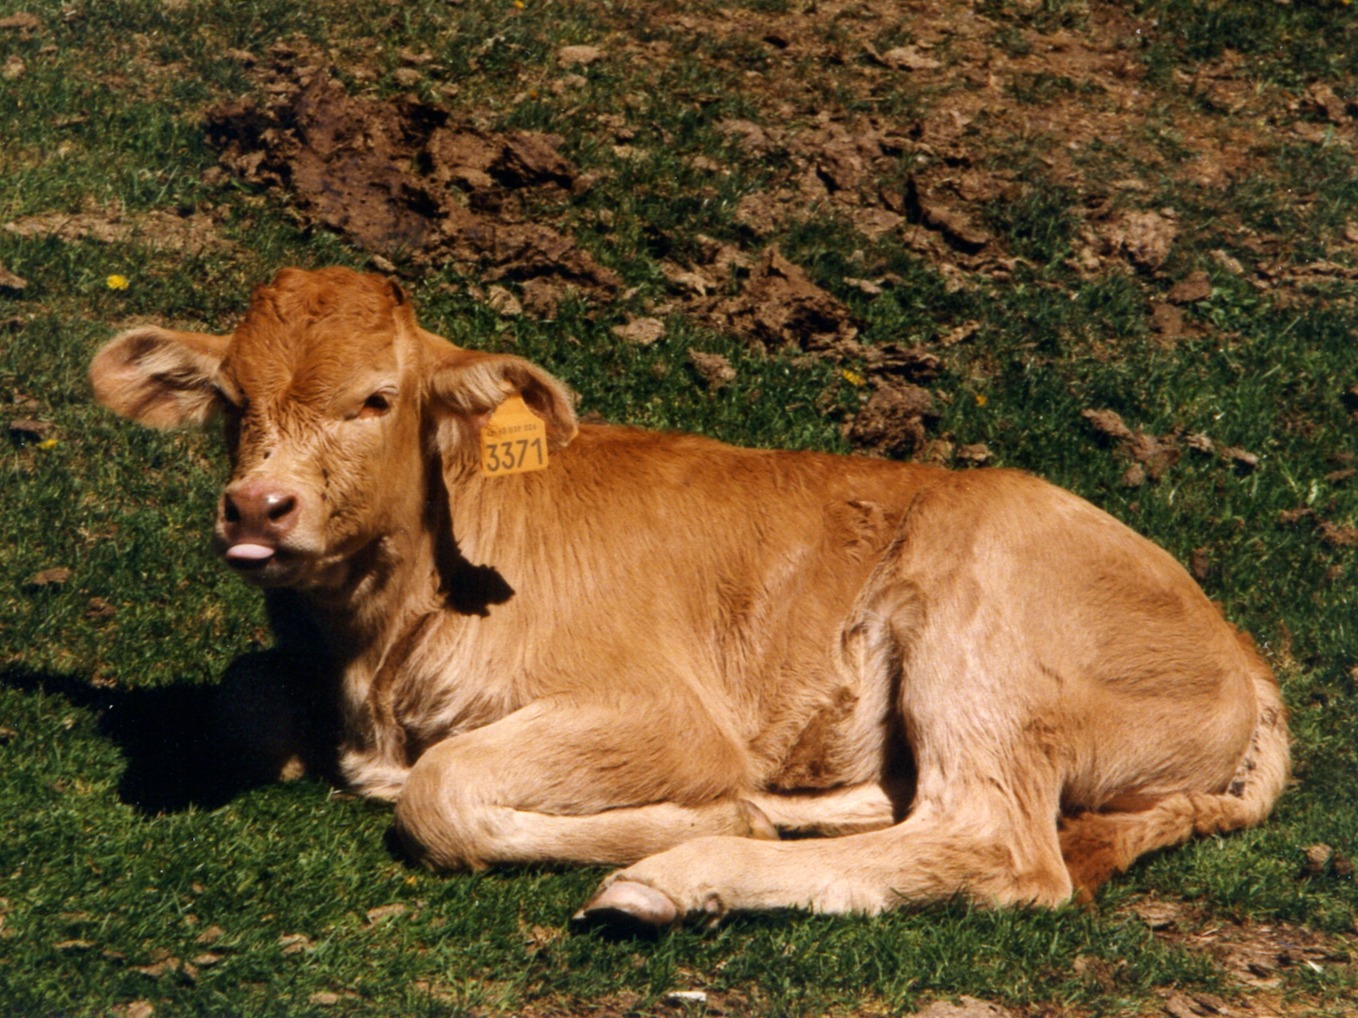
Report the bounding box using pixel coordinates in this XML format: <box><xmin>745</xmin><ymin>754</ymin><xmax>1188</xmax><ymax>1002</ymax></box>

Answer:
<box><xmin>392</xmin><ymin>696</ymin><xmax>772</xmax><ymax>870</ymax></box>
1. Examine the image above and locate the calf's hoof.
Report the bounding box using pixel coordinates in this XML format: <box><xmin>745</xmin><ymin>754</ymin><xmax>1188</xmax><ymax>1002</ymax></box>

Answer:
<box><xmin>571</xmin><ymin>879</ymin><xmax>679</xmax><ymax>937</ymax></box>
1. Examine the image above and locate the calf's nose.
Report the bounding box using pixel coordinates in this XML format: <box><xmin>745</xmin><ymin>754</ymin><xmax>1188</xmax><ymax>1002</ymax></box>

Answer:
<box><xmin>221</xmin><ymin>481</ymin><xmax>300</xmax><ymax>562</ymax></box>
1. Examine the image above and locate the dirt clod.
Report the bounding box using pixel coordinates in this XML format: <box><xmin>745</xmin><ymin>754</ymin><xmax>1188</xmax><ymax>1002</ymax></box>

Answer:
<box><xmin>1110</xmin><ymin>210</ymin><xmax>1179</xmax><ymax>272</ymax></box>
<box><xmin>1301</xmin><ymin>843</ymin><xmax>1333</xmax><ymax>877</ymax></box>
<box><xmin>846</xmin><ymin>380</ymin><xmax>937</xmax><ymax>458</ymax></box>
<box><xmin>1169</xmin><ymin>270</ymin><xmax>1213</xmax><ymax>304</ymax></box>
<box><xmin>1081</xmin><ymin>409</ymin><xmax>1181</xmax><ymax>482</ymax></box>
<box><xmin>205</xmin><ymin>61</ymin><xmax>617</xmax><ymax>298</ymax></box>
<box><xmin>714</xmin><ymin>247</ymin><xmax>857</xmax><ymax>355</ymax></box>
<box><xmin>0</xmin><ymin>12</ymin><xmax>40</xmax><ymax>32</ymax></box>
<box><xmin>0</xmin><ymin>263</ymin><xmax>28</xmax><ymax>292</ymax></box>
<box><xmin>913</xmin><ymin>996</ymin><xmax>1017</xmax><ymax>1018</ymax></box>
<box><xmin>688</xmin><ymin>350</ymin><xmax>736</xmax><ymax>391</ymax></box>
<box><xmin>25</xmin><ymin>567</ymin><xmax>71</xmax><ymax>589</ymax></box>
<box><xmin>612</xmin><ymin>317</ymin><xmax>665</xmax><ymax>346</ymax></box>
<box><xmin>558</xmin><ymin>44</ymin><xmax>605</xmax><ymax>67</ymax></box>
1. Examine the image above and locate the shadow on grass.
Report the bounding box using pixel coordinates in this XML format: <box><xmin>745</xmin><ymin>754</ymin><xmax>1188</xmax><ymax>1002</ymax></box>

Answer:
<box><xmin>0</xmin><ymin>657</ymin><xmax>321</xmax><ymax>814</ymax></box>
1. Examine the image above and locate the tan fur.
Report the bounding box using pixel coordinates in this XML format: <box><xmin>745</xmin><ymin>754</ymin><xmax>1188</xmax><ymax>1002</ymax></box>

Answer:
<box><xmin>89</xmin><ymin>267</ymin><xmax>1290</xmax><ymax>923</ymax></box>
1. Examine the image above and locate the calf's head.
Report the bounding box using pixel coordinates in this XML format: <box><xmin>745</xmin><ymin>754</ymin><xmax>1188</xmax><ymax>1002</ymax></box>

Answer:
<box><xmin>90</xmin><ymin>267</ymin><xmax>576</xmax><ymax>591</ymax></box>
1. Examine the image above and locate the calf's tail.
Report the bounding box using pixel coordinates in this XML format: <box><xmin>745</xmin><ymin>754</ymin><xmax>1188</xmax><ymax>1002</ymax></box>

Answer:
<box><xmin>1060</xmin><ymin>648</ymin><xmax>1290</xmax><ymax>900</ymax></box>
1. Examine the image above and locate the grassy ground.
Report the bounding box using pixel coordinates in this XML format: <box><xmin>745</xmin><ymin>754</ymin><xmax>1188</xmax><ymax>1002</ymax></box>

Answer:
<box><xmin>2</xmin><ymin>1</ymin><xmax>1357</xmax><ymax>1015</ymax></box>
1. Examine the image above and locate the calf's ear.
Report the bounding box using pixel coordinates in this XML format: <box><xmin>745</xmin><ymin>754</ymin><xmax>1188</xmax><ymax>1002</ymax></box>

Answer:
<box><xmin>426</xmin><ymin>347</ymin><xmax>578</xmax><ymax>449</ymax></box>
<box><xmin>89</xmin><ymin>326</ymin><xmax>230</xmax><ymax>428</ymax></box>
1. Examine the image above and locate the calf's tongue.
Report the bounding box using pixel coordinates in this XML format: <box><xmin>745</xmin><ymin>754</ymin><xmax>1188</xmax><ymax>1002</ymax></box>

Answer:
<box><xmin>226</xmin><ymin>543</ymin><xmax>276</xmax><ymax>564</ymax></box>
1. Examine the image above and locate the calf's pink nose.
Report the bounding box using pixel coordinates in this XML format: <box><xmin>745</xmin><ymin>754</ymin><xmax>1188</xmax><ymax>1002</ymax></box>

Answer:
<box><xmin>221</xmin><ymin>482</ymin><xmax>300</xmax><ymax>541</ymax></box>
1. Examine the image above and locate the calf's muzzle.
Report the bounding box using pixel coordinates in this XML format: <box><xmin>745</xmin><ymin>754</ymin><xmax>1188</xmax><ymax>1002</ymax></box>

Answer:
<box><xmin>220</xmin><ymin>480</ymin><xmax>301</xmax><ymax>566</ymax></box>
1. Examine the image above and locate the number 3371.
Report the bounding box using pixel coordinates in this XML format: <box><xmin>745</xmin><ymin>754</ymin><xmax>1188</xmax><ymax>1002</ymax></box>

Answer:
<box><xmin>483</xmin><ymin>436</ymin><xmax>546</xmax><ymax>476</ymax></box>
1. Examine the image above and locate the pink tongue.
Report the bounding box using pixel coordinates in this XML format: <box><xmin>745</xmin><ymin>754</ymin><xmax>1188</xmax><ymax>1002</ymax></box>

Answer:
<box><xmin>226</xmin><ymin>543</ymin><xmax>276</xmax><ymax>562</ymax></box>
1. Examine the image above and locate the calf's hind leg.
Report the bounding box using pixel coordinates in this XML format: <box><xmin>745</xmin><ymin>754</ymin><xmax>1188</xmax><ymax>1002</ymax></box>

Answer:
<box><xmin>393</xmin><ymin>696</ymin><xmax>771</xmax><ymax>871</ymax></box>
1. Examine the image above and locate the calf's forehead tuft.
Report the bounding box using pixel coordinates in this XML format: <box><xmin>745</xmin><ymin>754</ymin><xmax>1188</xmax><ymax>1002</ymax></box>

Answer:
<box><xmin>228</xmin><ymin>268</ymin><xmax>410</xmax><ymax>383</ymax></box>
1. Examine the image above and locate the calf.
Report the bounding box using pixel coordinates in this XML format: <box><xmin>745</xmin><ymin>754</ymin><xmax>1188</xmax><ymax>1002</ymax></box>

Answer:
<box><xmin>89</xmin><ymin>267</ymin><xmax>1288</xmax><ymax>930</ymax></box>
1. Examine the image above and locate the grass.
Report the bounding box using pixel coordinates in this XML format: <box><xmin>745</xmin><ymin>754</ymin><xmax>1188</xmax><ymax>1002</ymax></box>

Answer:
<box><xmin>2</xmin><ymin>0</ymin><xmax>1358</xmax><ymax>1015</ymax></box>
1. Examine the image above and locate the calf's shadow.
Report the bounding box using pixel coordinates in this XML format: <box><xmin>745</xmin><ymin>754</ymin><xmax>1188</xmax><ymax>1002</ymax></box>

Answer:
<box><xmin>1</xmin><ymin>656</ymin><xmax>334</xmax><ymax>814</ymax></box>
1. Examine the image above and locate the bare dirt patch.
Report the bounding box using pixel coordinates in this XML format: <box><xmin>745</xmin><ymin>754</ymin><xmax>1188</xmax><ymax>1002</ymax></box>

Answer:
<box><xmin>205</xmin><ymin>43</ymin><xmax>618</xmax><ymax>311</ymax></box>
<box><xmin>1127</xmin><ymin>897</ymin><xmax>1358</xmax><ymax>1017</ymax></box>
<box><xmin>3</xmin><ymin>201</ymin><xmax>229</xmax><ymax>255</ymax></box>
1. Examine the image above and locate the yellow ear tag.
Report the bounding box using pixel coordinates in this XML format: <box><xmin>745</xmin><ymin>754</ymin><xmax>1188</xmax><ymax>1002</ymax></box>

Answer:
<box><xmin>480</xmin><ymin>393</ymin><xmax>549</xmax><ymax>477</ymax></box>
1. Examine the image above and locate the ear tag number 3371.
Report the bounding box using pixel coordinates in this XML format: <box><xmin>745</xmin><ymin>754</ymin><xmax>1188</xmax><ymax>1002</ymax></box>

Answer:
<box><xmin>480</xmin><ymin>394</ymin><xmax>549</xmax><ymax>478</ymax></box>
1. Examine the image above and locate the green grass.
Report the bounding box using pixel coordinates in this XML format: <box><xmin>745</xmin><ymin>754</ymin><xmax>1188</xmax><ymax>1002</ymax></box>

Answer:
<box><xmin>2</xmin><ymin>1</ymin><xmax>1357</xmax><ymax>1015</ymax></box>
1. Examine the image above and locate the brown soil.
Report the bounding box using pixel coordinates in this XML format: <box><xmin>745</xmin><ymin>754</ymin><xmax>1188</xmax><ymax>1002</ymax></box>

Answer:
<box><xmin>182</xmin><ymin>1</ymin><xmax>1358</xmax><ymax>467</ymax></box>
<box><xmin>204</xmin><ymin>42</ymin><xmax>619</xmax><ymax>306</ymax></box>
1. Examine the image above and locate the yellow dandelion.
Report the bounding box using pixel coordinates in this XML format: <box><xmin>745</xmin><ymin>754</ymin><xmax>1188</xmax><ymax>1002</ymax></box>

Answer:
<box><xmin>512</xmin><ymin>0</ymin><xmax>524</xmax><ymax>7</ymax></box>
<box><xmin>840</xmin><ymin>368</ymin><xmax>866</xmax><ymax>387</ymax></box>
<box><xmin>974</xmin><ymin>393</ymin><xmax>988</xmax><ymax>407</ymax></box>
<box><xmin>37</xmin><ymin>437</ymin><xmax>58</xmax><ymax>450</ymax></box>
<box><xmin>106</xmin><ymin>274</ymin><xmax>129</xmax><ymax>290</ymax></box>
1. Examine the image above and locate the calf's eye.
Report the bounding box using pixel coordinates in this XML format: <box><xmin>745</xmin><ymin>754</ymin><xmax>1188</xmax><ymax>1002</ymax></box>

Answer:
<box><xmin>355</xmin><ymin>392</ymin><xmax>393</xmax><ymax>420</ymax></box>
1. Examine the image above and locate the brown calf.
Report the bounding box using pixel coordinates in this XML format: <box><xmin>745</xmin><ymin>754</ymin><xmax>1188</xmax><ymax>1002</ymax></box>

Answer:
<box><xmin>89</xmin><ymin>267</ymin><xmax>1288</xmax><ymax>930</ymax></box>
